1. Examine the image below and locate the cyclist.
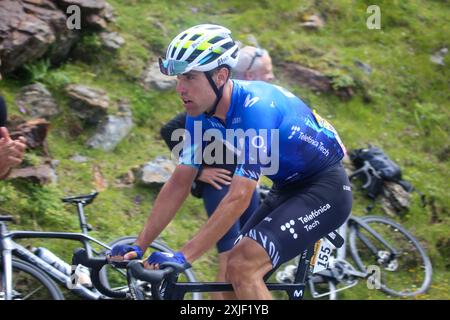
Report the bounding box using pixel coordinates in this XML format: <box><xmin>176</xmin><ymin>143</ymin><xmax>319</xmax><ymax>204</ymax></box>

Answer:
<box><xmin>159</xmin><ymin>45</ymin><xmax>274</xmax><ymax>299</ymax></box>
<box><xmin>110</xmin><ymin>24</ymin><xmax>352</xmax><ymax>299</ymax></box>
<box><xmin>0</xmin><ymin>96</ymin><xmax>26</xmax><ymax>180</ymax></box>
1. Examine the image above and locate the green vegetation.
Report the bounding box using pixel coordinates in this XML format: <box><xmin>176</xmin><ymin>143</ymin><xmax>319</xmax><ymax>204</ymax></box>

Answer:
<box><xmin>0</xmin><ymin>0</ymin><xmax>448</xmax><ymax>299</ymax></box>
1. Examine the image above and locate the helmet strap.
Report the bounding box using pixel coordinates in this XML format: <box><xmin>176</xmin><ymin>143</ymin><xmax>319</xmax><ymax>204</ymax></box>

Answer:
<box><xmin>204</xmin><ymin>70</ymin><xmax>223</xmax><ymax>118</ymax></box>
<box><xmin>204</xmin><ymin>66</ymin><xmax>230</xmax><ymax>118</ymax></box>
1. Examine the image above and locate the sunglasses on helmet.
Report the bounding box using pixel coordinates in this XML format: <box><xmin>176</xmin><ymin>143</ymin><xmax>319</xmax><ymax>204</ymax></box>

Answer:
<box><xmin>158</xmin><ymin>57</ymin><xmax>189</xmax><ymax>76</ymax></box>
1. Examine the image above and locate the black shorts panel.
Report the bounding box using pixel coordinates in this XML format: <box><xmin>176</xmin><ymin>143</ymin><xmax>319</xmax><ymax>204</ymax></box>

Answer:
<box><xmin>235</xmin><ymin>164</ymin><xmax>352</xmax><ymax>267</ymax></box>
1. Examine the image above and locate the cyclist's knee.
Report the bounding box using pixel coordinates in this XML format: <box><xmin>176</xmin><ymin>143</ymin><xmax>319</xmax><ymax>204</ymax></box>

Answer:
<box><xmin>225</xmin><ymin>238</ymin><xmax>271</xmax><ymax>283</ymax></box>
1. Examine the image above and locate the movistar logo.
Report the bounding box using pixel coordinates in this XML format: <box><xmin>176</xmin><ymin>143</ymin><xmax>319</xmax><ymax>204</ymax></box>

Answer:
<box><xmin>294</xmin><ymin>289</ymin><xmax>304</xmax><ymax>297</ymax></box>
<box><xmin>244</xmin><ymin>94</ymin><xmax>260</xmax><ymax>108</ymax></box>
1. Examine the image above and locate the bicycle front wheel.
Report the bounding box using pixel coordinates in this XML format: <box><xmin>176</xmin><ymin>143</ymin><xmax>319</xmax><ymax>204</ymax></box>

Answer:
<box><xmin>349</xmin><ymin>216</ymin><xmax>432</xmax><ymax>297</ymax></box>
<box><xmin>1</xmin><ymin>258</ymin><xmax>64</xmax><ymax>300</ymax></box>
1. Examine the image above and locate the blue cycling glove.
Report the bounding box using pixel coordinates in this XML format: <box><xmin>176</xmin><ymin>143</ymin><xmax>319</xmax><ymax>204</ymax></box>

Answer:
<box><xmin>109</xmin><ymin>244</ymin><xmax>143</xmax><ymax>259</ymax></box>
<box><xmin>147</xmin><ymin>251</ymin><xmax>186</xmax><ymax>266</ymax></box>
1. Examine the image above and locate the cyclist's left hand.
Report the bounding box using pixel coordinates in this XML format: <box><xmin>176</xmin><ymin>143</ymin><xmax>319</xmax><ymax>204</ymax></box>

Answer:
<box><xmin>144</xmin><ymin>251</ymin><xmax>186</xmax><ymax>270</ymax></box>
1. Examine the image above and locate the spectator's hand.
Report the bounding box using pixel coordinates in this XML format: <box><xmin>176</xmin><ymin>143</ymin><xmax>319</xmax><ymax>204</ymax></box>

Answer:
<box><xmin>0</xmin><ymin>127</ymin><xmax>26</xmax><ymax>179</ymax></box>
<box><xmin>107</xmin><ymin>244</ymin><xmax>143</xmax><ymax>261</ymax></box>
<box><xmin>197</xmin><ymin>167</ymin><xmax>232</xmax><ymax>190</ymax></box>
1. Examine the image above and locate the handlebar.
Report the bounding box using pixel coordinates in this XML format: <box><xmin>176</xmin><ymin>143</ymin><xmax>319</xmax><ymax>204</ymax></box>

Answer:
<box><xmin>72</xmin><ymin>248</ymin><xmax>127</xmax><ymax>299</ymax></box>
<box><xmin>127</xmin><ymin>260</ymin><xmax>174</xmax><ymax>283</ymax></box>
<box><xmin>72</xmin><ymin>248</ymin><xmax>190</xmax><ymax>300</ymax></box>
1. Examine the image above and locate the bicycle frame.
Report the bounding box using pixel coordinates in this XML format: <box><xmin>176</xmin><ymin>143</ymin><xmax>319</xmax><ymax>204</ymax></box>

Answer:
<box><xmin>1</xmin><ymin>226</ymin><xmax>112</xmax><ymax>299</ymax></box>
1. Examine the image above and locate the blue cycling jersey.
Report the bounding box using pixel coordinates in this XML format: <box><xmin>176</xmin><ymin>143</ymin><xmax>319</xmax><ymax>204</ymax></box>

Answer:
<box><xmin>180</xmin><ymin>80</ymin><xmax>346</xmax><ymax>188</ymax></box>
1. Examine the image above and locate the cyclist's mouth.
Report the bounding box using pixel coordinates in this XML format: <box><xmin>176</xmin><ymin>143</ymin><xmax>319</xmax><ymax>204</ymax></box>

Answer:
<box><xmin>182</xmin><ymin>98</ymin><xmax>194</xmax><ymax>108</ymax></box>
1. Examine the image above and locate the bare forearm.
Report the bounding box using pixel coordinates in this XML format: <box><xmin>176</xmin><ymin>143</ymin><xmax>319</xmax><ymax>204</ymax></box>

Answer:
<box><xmin>135</xmin><ymin>175</ymin><xmax>191</xmax><ymax>251</ymax></box>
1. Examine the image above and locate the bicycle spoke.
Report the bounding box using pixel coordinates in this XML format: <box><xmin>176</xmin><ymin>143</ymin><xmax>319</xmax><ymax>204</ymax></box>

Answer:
<box><xmin>22</xmin><ymin>285</ymin><xmax>45</xmax><ymax>300</ymax></box>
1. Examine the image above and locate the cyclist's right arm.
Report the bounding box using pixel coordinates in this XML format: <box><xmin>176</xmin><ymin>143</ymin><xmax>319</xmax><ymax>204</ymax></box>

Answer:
<box><xmin>116</xmin><ymin>164</ymin><xmax>197</xmax><ymax>260</ymax></box>
<box><xmin>111</xmin><ymin>116</ymin><xmax>201</xmax><ymax>260</ymax></box>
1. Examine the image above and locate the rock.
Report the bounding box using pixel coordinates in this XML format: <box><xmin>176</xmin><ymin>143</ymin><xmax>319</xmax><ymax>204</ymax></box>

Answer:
<box><xmin>86</xmin><ymin>99</ymin><xmax>133</xmax><ymax>151</ymax></box>
<box><xmin>53</xmin><ymin>0</ymin><xmax>110</xmax><ymax>30</ymax></box>
<box><xmin>86</xmin><ymin>114</ymin><xmax>133</xmax><ymax>151</ymax></box>
<box><xmin>141</xmin><ymin>60</ymin><xmax>177</xmax><ymax>91</ymax></box>
<box><xmin>9</xmin><ymin>118</ymin><xmax>50</xmax><ymax>149</ymax></box>
<box><xmin>21</xmin><ymin>0</ymin><xmax>81</xmax><ymax>65</ymax></box>
<box><xmin>279</xmin><ymin>62</ymin><xmax>354</xmax><ymax>99</ymax></box>
<box><xmin>65</xmin><ymin>84</ymin><xmax>109</xmax><ymax>124</ymax></box>
<box><xmin>0</xmin><ymin>0</ymin><xmax>61</xmax><ymax>73</ymax></box>
<box><xmin>102</xmin><ymin>2</ymin><xmax>115</xmax><ymax>23</ymax></box>
<box><xmin>8</xmin><ymin>164</ymin><xmax>57</xmax><ymax>185</ymax></box>
<box><xmin>430</xmin><ymin>48</ymin><xmax>447</xmax><ymax>66</ymax></box>
<box><xmin>135</xmin><ymin>156</ymin><xmax>176</xmax><ymax>186</ymax></box>
<box><xmin>15</xmin><ymin>83</ymin><xmax>60</xmax><ymax>118</ymax></box>
<box><xmin>381</xmin><ymin>181</ymin><xmax>411</xmax><ymax>216</ymax></box>
<box><xmin>100</xmin><ymin>32</ymin><xmax>125</xmax><ymax>51</ymax></box>
<box><xmin>54</xmin><ymin>0</ymin><xmax>106</xmax><ymax>12</ymax></box>
<box><xmin>280</xmin><ymin>62</ymin><xmax>332</xmax><ymax>92</ymax></box>
<box><xmin>300</xmin><ymin>14</ymin><xmax>325</xmax><ymax>29</ymax></box>
<box><xmin>354</xmin><ymin>60</ymin><xmax>372</xmax><ymax>76</ymax></box>
<box><xmin>70</xmin><ymin>154</ymin><xmax>89</xmax><ymax>163</ymax></box>
<box><xmin>0</xmin><ymin>0</ymin><xmax>112</xmax><ymax>74</ymax></box>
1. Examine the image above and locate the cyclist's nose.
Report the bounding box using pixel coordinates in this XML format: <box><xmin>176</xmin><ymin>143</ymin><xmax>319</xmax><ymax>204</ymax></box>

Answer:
<box><xmin>176</xmin><ymin>79</ymin><xmax>187</xmax><ymax>95</ymax></box>
<box><xmin>266</xmin><ymin>72</ymin><xmax>275</xmax><ymax>82</ymax></box>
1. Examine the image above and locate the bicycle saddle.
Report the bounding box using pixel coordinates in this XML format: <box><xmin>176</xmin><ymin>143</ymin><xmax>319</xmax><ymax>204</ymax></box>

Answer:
<box><xmin>61</xmin><ymin>192</ymin><xmax>99</xmax><ymax>205</ymax></box>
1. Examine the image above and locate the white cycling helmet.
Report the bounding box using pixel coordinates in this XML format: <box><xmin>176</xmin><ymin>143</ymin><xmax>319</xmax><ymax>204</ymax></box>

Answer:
<box><xmin>159</xmin><ymin>24</ymin><xmax>239</xmax><ymax>76</ymax></box>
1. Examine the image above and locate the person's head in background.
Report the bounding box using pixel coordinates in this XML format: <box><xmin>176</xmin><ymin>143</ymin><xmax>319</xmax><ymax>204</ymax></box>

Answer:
<box><xmin>232</xmin><ymin>46</ymin><xmax>274</xmax><ymax>82</ymax></box>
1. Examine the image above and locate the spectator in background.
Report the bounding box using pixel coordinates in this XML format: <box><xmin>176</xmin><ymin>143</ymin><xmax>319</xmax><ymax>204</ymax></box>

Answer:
<box><xmin>232</xmin><ymin>46</ymin><xmax>274</xmax><ymax>82</ymax></box>
<box><xmin>158</xmin><ymin>45</ymin><xmax>275</xmax><ymax>299</ymax></box>
<box><xmin>0</xmin><ymin>96</ymin><xmax>26</xmax><ymax>180</ymax></box>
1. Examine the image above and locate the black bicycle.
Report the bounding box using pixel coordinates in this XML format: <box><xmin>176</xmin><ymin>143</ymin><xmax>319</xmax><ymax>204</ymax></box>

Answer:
<box><xmin>0</xmin><ymin>191</ymin><xmax>200</xmax><ymax>300</ymax></box>
<box><xmin>115</xmin><ymin>213</ymin><xmax>431</xmax><ymax>300</ymax></box>
<box><xmin>108</xmin><ymin>188</ymin><xmax>431</xmax><ymax>300</ymax></box>
<box><xmin>72</xmin><ymin>228</ymin><xmax>346</xmax><ymax>300</ymax></box>
<box><xmin>68</xmin><ymin>183</ymin><xmax>433</xmax><ymax>300</ymax></box>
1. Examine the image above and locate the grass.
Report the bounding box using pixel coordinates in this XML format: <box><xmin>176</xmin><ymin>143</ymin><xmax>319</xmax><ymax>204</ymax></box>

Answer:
<box><xmin>0</xmin><ymin>0</ymin><xmax>448</xmax><ymax>299</ymax></box>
